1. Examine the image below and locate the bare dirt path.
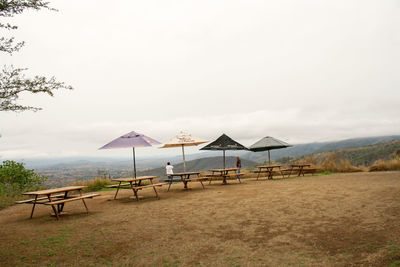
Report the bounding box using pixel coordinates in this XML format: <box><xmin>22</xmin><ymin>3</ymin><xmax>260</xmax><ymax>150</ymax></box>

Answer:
<box><xmin>1</xmin><ymin>172</ymin><xmax>400</xmax><ymax>266</ymax></box>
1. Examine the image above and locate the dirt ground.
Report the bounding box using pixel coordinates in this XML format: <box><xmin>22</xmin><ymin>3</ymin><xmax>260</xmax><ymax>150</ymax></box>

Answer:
<box><xmin>1</xmin><ymin>172</ymin><xmax>400</xmax><ymax>267</ymax></box>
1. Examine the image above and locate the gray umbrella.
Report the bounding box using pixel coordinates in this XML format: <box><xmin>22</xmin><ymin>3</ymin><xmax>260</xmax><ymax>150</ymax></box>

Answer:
<box><xmin>200</xmin><ymin>133</ymin><xmax>248</xmax><ymax>169</ymax></box>
<box><xmin>249</xmin><ymin>136</ymin><xmax>291</xmax><ymax>164</ymax></box>
<box><xmin>99</xmin><ymin>131</ymin><xmax>161</xmax><ymax>178</ymax></box>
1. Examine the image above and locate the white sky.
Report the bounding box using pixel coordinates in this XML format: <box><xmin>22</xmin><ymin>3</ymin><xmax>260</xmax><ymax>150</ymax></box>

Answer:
<box><xmin>1</xmin><ymin>0</ymin><xmax>399</xmax><ymax>159</ymax></box>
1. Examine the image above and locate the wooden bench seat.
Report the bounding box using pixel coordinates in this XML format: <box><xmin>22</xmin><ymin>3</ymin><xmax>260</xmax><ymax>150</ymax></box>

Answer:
<box><xmin>15</xmin><ymin>193</ymin><xmax>65</xmax><ymax>204</ymax></box>
<box><xmin>105</xmin><ymin>183</ymin><xmax>131</xmax><ymax>188</ymax></box>
<box><xmin>133</xmin><ymin>183</ymin><xmax>166</xmax><ymax>190</ymax></box>
<box><xmin>252</xmin><ymin>170</ymin><xmax>271</xmax><ymax>174</ymax></box>
<box><xmin>44</xmin><ymin>193</ymin><xmax>100</xmax><ymax>205</ymax></box>
<box><xmin>303</xmin><ymin>168</ymin><xmax>318</xmax><ymax>175</ymax></box>
<box><xmin>224</xmin><ymin>173</ymin><xmax>242</xmax><ymax>178</ymax></box>
<box><xmin>184</xmin><ymin>177</ymin><xmax>209</xmax><ymax>182</ymax></box>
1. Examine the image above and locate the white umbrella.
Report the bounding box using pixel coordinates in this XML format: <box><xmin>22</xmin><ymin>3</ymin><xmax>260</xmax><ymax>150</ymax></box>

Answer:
<box><xmin>160</xmin><ymin>132</ymin><xmax>208</xmax><ymax>172</ymax></box>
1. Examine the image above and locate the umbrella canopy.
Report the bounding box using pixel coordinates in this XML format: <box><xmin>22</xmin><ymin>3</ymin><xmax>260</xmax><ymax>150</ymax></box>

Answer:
<box><xmin>99</xmin><ymin>131</ymin><xmax>161</xmax><ymax>178</ymax></box>
<box><xmin>200</xmin><ymin>133</ymin><xmax>248</xmax><ymax>169</ymax></box>
<box><xmin>249</xmin><ymin>136</ymin><xmax>291</xmax><ymax>164</ymax></box>
<box><xmin>160</xmin><ymin>132</ymin><xmax>208</xmax><ymax>172</ymax></box>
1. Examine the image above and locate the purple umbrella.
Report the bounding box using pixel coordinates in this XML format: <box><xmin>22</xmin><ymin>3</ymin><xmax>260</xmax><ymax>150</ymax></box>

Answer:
<box><xmin>99</xmin><ymin>131</ymin><xmax>161</xmax><ymax>178</ymax></box>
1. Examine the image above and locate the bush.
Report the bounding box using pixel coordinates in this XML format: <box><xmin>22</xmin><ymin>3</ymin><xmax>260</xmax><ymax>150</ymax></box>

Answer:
<box><xmin>0</xmin><ymin>160</ymin><xmax>47</xmax><ymax>190</ymax></box>
<box><xmin>0</xmin><ymin>160</ymin><xmax>47</xmax><ymax>210</ymax></box>
<box><xmin>73</xmin><ymin>178</ymin><xmax>114</xmax><ymax>192</ymax></box>
<box><xmin>319</xmin><ymin>153</ymin><xmax>362</xmax><ymax>172</ymax></box>
<box><xmin>369</xmin><ymin>158</ymin><xmax>400</xmax><ymax>172</ymax></box>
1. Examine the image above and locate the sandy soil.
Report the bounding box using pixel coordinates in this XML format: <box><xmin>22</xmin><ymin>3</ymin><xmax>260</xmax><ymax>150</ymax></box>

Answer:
<box><xmin>1</xmin><ymin>172</ymin><xmax>400</xmax><ymax>266</ymax></box>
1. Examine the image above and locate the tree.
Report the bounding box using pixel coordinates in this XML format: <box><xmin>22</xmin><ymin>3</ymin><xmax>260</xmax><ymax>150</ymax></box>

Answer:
<box><xmin>0</xmin><ymin>160</ymin><xmax>47</xmax><ymax>190</ymax></box>
<box><xmin>0</xmin><ymin>0</ymin><xmax>72</xmax><ymax>112</ymax></box>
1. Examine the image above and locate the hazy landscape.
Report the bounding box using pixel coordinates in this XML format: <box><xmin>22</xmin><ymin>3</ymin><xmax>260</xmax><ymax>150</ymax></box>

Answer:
<box><xmin>19</xmin><ymin>135</ymin><xmax>400</xmax><ymax>187</ymax></box>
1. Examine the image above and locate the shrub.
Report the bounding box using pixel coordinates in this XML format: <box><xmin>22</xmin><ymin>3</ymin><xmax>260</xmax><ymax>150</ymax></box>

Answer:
<box><xmin>73</xmin><ymin>178</ymin><xmax>114</xmax><ymax>192</ymax></box>
<box><xmin>0</xmin><ymin>160</ymin><xmax>47</xmax><ymax>190</ymax></box>
<box><xmin>318</xmin><ymin>153</ymin><xmax>362</xmax><ymax>172</ymax></box>
<box><xmin>0</xmin><ymin>160</ymin><xmax>47</xmax><ymax>210</ymax></box>
<box><xmin>369</xmin><ymin>158</ymin><xmax>400</xmax><ymax>172</ymax></box>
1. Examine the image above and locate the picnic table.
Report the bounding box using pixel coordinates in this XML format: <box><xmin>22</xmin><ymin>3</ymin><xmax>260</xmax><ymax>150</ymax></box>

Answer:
<box><xmin>283</xmin><ymin>164</ymin><xmax>313</xmax><ymax>177</ymax></box>
<box><xmin>16</xmin><ymin>186</ymin><xmax>99</xmax><ymax>220</ymax></box>
<box><xmin>108</xmin><ymin>176</ymin><xmax>166</xmax><ymax>201</ymax></box>
<box><xmin>254</xmin><ymin>165</ymin><xmax>281</xmax><ymax>180</ymax></box>
<box><xmin>207</xmin><ymin>168</ymin><xmax>241</xmax><ymax>185</ymax></box>
<box><xmin>167</xmin><ymin>172</ymin><xmax>206</xmax><ymax>191</ymax></box>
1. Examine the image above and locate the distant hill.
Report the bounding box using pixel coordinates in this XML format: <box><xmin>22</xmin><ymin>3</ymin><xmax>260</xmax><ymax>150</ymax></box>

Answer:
<box><xmin>137</xmin><ymin>156</ymin><xmax>257</xmax><ymax>178</ymax></box>
<box><xmin>242</xmin><ymin>135</ymin><xmax>400</xmax><ymax>163</ymax></box>
<box><xmin>295</xmin><ymin>139</ymin><xmax>400</xmax><ymax>166</ymax></box>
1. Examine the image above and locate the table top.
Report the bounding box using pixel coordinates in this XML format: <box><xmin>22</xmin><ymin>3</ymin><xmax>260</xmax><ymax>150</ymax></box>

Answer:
<box><xmin>209</xmin><ymin>168</ymin><xmax>239</xmax><ymax>172</ymax></box>
<box><xmin>291</xmin><ymin>164</ymin><xmax>311</xmax><ymax>167</ymax></box>
<box><xmin>111</xmin><ymin>176</ymin><xmax>157</xmax><ymax>182</ymax></box>
<box><xmin>257</xmin><ymin>165</ymin><xmax>281</xmax><ymax>169</ymax></box>
<box><xmin>23</xmin><ymin>186</ymin><xmax>87</xmax><ymax>196</ymax></box>
<box><xmin>171</xmin><ymin>172</ymin><xmax>200</xmax><ymax>176</ymax></box>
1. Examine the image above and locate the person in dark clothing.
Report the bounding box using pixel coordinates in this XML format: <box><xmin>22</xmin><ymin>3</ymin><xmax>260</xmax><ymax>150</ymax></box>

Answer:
<box><xmin>236</xmin><ymin>156</ymin><xmax>241</xmax><ymax>180</ymax></box>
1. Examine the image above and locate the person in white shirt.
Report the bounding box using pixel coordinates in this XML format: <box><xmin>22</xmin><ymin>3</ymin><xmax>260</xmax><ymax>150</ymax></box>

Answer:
<box><xmin>166</xmin><ymin>162</ymin><xmax>174</xmax><ymax>183</ymax></box>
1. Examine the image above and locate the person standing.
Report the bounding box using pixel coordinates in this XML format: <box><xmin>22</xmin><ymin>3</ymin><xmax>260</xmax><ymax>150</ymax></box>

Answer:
<box><xmin>236</xmin><ymin>156</ymin><xmax>241</xmax><ymax>180</ymax></box>
<box><xmin>166</xmin><ymin>162</ymin><xmax>174</xmax><ymax>184</ymax></box>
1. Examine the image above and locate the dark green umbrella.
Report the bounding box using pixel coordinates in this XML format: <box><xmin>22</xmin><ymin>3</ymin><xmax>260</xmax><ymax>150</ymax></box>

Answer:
<box><xmin>249</xmin><ymin>136</ymin><xmax>291</xmax><ymax>164</ymax></box>
<box><xmin>200</xmin><ymin>133</ymin><xmax>248</xmax><ymax>169</ymax></box>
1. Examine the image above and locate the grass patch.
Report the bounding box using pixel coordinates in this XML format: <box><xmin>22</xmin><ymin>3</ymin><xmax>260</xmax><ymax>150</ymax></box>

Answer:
<box><xmin>390</xmin><ymin>259</ymin><xmax>400</xmax><ymax>267</ymax></box>
<box><xmin>73</xmin><ymin>177</ymin><xmax>115</xmax><ymax>192</ymax></box>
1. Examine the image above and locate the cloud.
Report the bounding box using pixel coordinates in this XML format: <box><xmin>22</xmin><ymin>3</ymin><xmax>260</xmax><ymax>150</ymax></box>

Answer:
<box><xmin>1</xmin><ymin>0</ymin><xmax>399</xmax><ymax>159</ymax></box>
<box><xmin>1</xmin><ymin>106</ymin><xmax>399</xmax><ymax>159</ymax></box>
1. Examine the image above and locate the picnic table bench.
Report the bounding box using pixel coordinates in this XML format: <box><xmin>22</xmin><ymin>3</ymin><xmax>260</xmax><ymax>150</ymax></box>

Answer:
<box><xmin>205</xmin><ymin>168</ymin><xmax>241</xmax><ymax>185</ymax></box>
<box><xmin>107</xmin><ymin>176</ymin><xmax>166</xmax><ymax>201</ymax></box>
<box><xmin>281</xmin><ymin>164</ymin><xmax>317</xmax><ymax>177</ymax></box>
<box><xmin>16</xmin><ymin>186</ymin><xmax>99</xmax><ymax>220</ymax></box>
<box><xmin>167</xmin><ymin>172</ymin><xmax>208</xmax><ymax>191</ymax></box>
<box><xmin>253</xmin><ymin>165</ymin><xmax>282</xmax><ymax>180</ymax></box>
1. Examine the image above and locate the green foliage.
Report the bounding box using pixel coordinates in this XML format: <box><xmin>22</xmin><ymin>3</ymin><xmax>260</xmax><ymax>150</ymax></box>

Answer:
<box><xmin>0</xmin><ymin>160</ymin><xmax>47</xmax><ymax>209</ymax></box>
<box><xmin>0</xmin><ymin>160</ymin><xmax>47</xmax><ymax>190</ymax></box>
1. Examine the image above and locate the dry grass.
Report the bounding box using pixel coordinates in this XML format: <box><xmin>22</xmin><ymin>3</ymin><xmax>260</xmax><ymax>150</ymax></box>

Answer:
<box><xmin>302</xmin><ymin>152</ymin><xmax>363</xmax><ymax>173</ymax></box>
<box><xmin>1</xmin><ymin>172</ymin><xmax>400</xmax><ymax>266</ymax></box>
<box><xmin>369</xmin><ymin>158</ymin><xmax>400</xmax><ymax>172</ymax></box>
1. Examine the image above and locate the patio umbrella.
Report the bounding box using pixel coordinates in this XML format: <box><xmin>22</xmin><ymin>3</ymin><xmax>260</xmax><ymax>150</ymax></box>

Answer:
<box><xmin>99</xmin><ymin>131</ymin><xmax>161</xmax><ymax>178</ymax></box>
<box><xmin>249</xmin><ymin>136</ymin><xmax>292</xmax><ymax>165</ymax></box>
<box><xmin>160</xmin><ymin>132</ymin><xmax>208</xmax><ymax>172</ymax></box>
<box><xmin>200</xmin><ymin>133</ymin><xmax>248</xmax><ymax>169</ymax></box>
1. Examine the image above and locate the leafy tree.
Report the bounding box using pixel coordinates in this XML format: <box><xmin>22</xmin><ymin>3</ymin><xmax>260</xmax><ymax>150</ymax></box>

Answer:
<box><xmin>0</xmin><ymin>160</ymin><xmax>47</xmax><ymax>190</ymax></box>
<box><xmin>0</xmin><ymin>0</ymin><xmax>72</xmax><ymax>112</ymax></box>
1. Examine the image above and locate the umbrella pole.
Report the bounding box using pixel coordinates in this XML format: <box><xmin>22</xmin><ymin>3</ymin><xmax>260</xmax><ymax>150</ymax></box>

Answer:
<box><xmin>182</xmin><ymin>144</ymin><xmax>186</xmax><ymax>172</ymax></box>
<box><xmin>268</xmin><ymin>150</ymin><xmax>271</xmax><ymax>165</ymax></box>
<box><xmin>132</xmin><ymin>147</ymin><xmax>137</xmax><ymax>178</ymax></box>
<box><xmin>223</xmin><ymin>150</ymin><xmax>226</xmax><ymax>169</ymax></box>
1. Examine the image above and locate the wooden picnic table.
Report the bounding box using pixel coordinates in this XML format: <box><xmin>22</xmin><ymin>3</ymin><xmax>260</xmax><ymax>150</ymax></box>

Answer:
<box><xmin>255</xmin><ymin>165</ymin><xmax>281</xmax><ymax>180</ymax></box>
<box><xmin>110</xmin><ymin>176</ymin><xmax>166</xmax><ymax>201</ymax></box>
<box><xmin>287</xmin><ymin>164</ymin><xmax>311</xmax><ymax>177</ymax></box>
<box><xmin>167</xmin><ymin>172</ymin><xmax>205</xmax><ymax>191</ymax></box>
<box><xmin>208</xmin><ymin>168</ymin><xmax>241</xmax><ymax>185</ymax></box>
<box><xmin>17</xmin><ymin>186</ymin><xmax>99</xmax><ymax>220</ymax></box>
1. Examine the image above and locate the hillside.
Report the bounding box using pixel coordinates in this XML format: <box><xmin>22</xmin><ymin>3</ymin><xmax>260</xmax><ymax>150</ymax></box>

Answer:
<box><xmin>295</xmin><ymin>139</ymin><xmax>400</xmax><ymax>166</ymax></box>
<box><xmin>242</xmin><ymin>135</ymin><xmax>400</xmax><ymax>163</ymax></box>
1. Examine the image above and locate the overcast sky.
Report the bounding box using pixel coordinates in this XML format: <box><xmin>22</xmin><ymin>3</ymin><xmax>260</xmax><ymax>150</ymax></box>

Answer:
<box><xmin>1</xmin><ymin>0</ymin><xmax>399</xmax><ymax>160</ymax></box>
